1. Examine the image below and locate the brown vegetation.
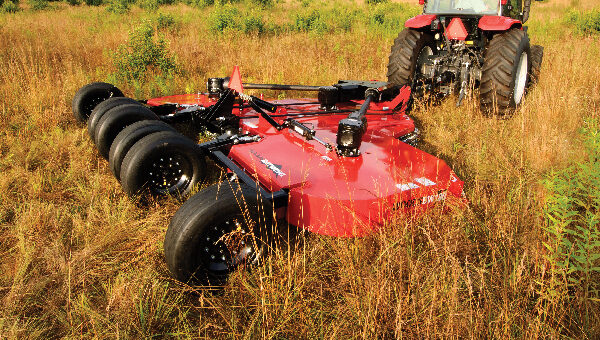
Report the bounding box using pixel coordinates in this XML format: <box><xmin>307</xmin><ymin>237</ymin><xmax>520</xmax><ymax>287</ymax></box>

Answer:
<box><xmin>1</xmin><ymin>0</ymin><xmax>600</xmax><ymax>337</ymax></box>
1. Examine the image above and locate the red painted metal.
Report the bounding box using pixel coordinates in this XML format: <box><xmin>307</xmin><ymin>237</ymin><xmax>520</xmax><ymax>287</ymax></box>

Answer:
<box><xmin>229</xmin><ymin>66</ymin><xmax>244</xmax><ymax>93</ymax></box>
<box><xmin>147</xmin><ymin>88</ymin><xmax>465</xmax><ymax>237</ymax></box>
<box><xmin>405</xmin><ymin>14</ymin><xmax>437</xmax><ymax>29</ymax></box>
<box><xmin>445</xmin><ymin>18</ymin><xmax>468</xmax><ymax>41</ymax></box>
<box><xmin>478</xmin><ymin>15</ymin><xmax>522</xmax><ymax>31</ymax></box>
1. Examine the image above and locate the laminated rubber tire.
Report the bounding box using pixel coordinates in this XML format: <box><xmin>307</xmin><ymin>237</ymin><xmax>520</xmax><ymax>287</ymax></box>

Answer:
<box><xmin>164</xmin><ymin>182</ymin><xmax>273</xmax><ymax>285</ymax></box>
<box><xmin>529</xmin><ymin>45</ymin><xmax>544</xmax><ymax>85</ymax></box>
<box><xmin>94</xmin><ymin>104</ymin><xmax>159</xmax><ymax>159</ymax></box>
<box><xmin>88</xmin><ymin>97</ymin><xmax>141</xmax><ymax>141</ymax></box>
<box><xmin>120</xmin><ymin>131</ymin><xmax>206</xmax><ymax>199</ymax></box>
<box><xmin>480</xmin><ymin>29</ymin><xmax>531</xmax><ymax>114</ymax></box>
<box><xmin>72</xmin><ymin>82</ymin><xmax>123</xmax><ymax>123</ymax></box>
<box><xmin>387</xmin><ymin>29</ymin><xmax>435</xmax><ymax>87</ymax></box>
<box><xmin>109</xmin><ymin>120</ymin><xmax>177</xmax><ymax>181</ymax></box>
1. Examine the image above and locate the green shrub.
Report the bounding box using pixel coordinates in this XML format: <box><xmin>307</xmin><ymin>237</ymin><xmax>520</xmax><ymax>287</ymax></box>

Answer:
<box><xmin>208</xmin><ymin>4</ymin><xmax>240</xmax><ymax>32</ymax></box>
<box><xmin>111</xmin><ymin>21</ymin><xmax>178</xmax><ymax>85</ymax></box>
<box><xmin>183</xmin><ymin>0</ymin><xmax>213</xmax><ymax>8</ymax></box>
<box><xmin>0</xmin><ymin>0</ymin><xmax>20</xmax><ymax>12</ymax></box>
<box><xmin>542</xmin><ymin>119</ymin><xmax>600</xmax><ymax>314</ymax></box>
<box><xmin>567</xmin><ymin>9</ymin><xmax>600</xmax><ymax>34</ymax></box>
<box><xmin>65</xmin><ymin>0</ymin><xmax>80</xmax><ymax>5</ymax></box>
<box><xmin>248</xmin><ymin>0</ymin><xmax>272</xmax><ymax>9</ymax></box>
<box><xmin>243</xmin><ymin>13</ymin><xmax>266</xmax><ymax>34</ymax></box>
<box><xmin>137</xmin><ymin>0</ymin><xmax>174</xmax><ymax>11</ymax></box>
<box><xmin>367</xmin><ymin>3</ymin><xmax>420</xmax><ymax>36</ymax></box>
<box><xmin>138</xmin><ymin>0</ymin><xmax>159</xmax><ymax>11</ymax></box>
<box><xmin>84</xmin><ymin>0</ymin><xmax>102</xmax><ymax>6</ymax></box>
<box><xmin>293</xmin><ymin>9</ymin><xmax>328</xmax><ymax>34</ymax></box>
<box><xmin>334</xmin><ymin>8</ymin><xmax>357</xmax><ymax>32</ymax></box>
<box><xmin>156</xmin><ymin>12</ymin><xmax>178</xmax><ymax>32</ymax></box>
<box><xmin>28</xmin><ymin>0</ymin><xmax>48</xmax><ymax>10</ymax></box>
<box><xmin>106</xmin><ymin>0</ymin><xmax>131</xmax><ymax>13</ymax></box>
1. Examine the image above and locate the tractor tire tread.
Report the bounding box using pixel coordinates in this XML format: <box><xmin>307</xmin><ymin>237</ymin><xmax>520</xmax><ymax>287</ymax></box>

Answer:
<box><xmin>480</xmin><ymin>28</ymin><xmax>531</xmax><ymax>114</ymax></box>
<box><xmin>387</xmin><ymin>29</ymin><xmax>433</xmax><ymax>87</ymax></box>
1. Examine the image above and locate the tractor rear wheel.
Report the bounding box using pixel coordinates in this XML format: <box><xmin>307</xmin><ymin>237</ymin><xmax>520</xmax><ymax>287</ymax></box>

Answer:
<box><xmin>164</xmin><ymin>182</ymin><xmax>273</xmax><ymax>285</ymax></box>
<box><xmin>109</xmin><ymin>120</ymin><xmax>177</xmax><ymax>181</ymax></box>
<box><xmin>387</xmin><ymin>29</ymin><xmax>435</xmax><ymax>87</ymax></box>
<box><xmin>119</xmin><ymin>131</ymin><xmax>206</xmax><ymax>199</ymax></box>
<box><xmin>72</xmin><ymin>82</ymin><xmax>124</xmax><ymax>123</ymax></box>
<box><xmin>529</xmin><ymin>45</ymin><xmax>544</xmax><ymax>85</ymax></box>
<box><xmin>94</xmin><ymin>104</ymin><xmax>159</xmax><ymax>159</ymax></box>
<box><xmin>480</xmin><ymin>29</ymin><xmax>531</xmax><ymax>114</ymax></box>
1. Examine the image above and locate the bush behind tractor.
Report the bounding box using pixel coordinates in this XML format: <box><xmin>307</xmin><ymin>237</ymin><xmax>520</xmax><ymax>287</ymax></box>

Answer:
<box><xmin>387</xmin><ymin>0</ymin><xmax>544</xmax><ymax>113</ymax></box>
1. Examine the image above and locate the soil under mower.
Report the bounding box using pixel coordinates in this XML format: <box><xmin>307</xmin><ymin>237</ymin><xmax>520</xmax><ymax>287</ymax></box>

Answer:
<box><xmin>72</xmin><ymin>67</ymin><xmax>465</xmax><ymax>285</ymax></box>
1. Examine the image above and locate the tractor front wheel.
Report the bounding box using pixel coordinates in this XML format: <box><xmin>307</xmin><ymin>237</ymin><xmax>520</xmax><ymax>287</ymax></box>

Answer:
<box><xmin>480</xmin><ymin>29</ymin><xmax>531</xmax><ymax>114</ymax></box>
<box><xmin>387</xmin><ymin>29</ymin><xmax>435</xmax><ymax>87</ymax></box>
<box><xmin>164</xmin><ymin>182</ymin><xmax>273</xmax><ymax>285</ymax></box>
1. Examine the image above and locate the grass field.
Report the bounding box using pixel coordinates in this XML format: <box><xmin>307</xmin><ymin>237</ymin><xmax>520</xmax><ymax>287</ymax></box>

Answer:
<box><xmin>1</xmin><ymin>0</ymin><xmax>600</xmax><ymax>337</ymax></box>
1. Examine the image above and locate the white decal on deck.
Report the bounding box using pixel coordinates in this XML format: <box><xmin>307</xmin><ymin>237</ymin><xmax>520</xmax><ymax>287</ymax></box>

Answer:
<box><xmin>414</xmin><ymin>177</ymin><xmax>436</xmax><ymax>186</ymax></box>
<box><xmin>396</xmin><ymin>183</ymin><xmax>420</xmax><ymax>191</ymax></box>
<box><xmin>250</xmin><ymin>149</ymin><xmax>286</xmax><ymax>178</ymax></box>
<box><xmin>260</xmin><ymin>159</ymin><xmax>286</xmax><ymax>177</ymax></box>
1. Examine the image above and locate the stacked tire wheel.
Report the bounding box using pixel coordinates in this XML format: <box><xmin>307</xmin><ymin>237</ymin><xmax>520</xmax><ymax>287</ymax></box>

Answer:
<box><xmin>72</xmin><ymin>82</ymin><xmax>271</xmax><ymax>287</ymax></box>
<box><xmin>72</xmin><ymin>83</ymin><xmax>206</xmax><ymax>200</ymax></box>
<box><xmin>165</xmin><ymin>182</ymin><xmax>274</xmax><ymax>285</ymax></box>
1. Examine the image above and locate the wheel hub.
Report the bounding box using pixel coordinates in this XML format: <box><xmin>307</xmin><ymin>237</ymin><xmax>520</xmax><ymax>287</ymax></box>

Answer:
<box><xmin>513</xmin><ymin>52</ymin><xmax>528</xmax><ymax>105</ymax></box>
<box><xmin>201</xmin><ymin>219</ymin><xmax>257</xmax><ymax>274</ymax></box>
<box><xmin>147</xmin><ymin>154</ymin><xmax>191</xmax><ymax>195</ymax></box>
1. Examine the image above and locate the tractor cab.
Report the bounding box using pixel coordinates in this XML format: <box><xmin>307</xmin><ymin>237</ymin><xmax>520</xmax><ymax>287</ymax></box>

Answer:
<box><xmin>422</xmin><ymin>0</ymin><xmax>533</xmax><ymax>23</ymax></box>
<box><xmin>424</xmin><ymin>0</ymin><xmax>501</xmax><ymax>16</ymax></box>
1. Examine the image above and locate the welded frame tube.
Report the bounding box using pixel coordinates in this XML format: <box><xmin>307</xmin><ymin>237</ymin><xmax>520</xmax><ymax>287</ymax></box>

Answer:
<box><xmin>243</xmin><ymin>83</ymin><xmax>321</xmax><ymax>91</ymax></box>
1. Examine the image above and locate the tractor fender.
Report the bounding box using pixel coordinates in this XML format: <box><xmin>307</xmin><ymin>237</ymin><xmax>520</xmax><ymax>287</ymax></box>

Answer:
<box><xmin>478</xmin><ymin>16</ymin><xmax>522</xmax><ymax>31</ymax></box>
<box><xmin>405</xmin><ymin>14</ymin><xmax>437</xmax><ymax>29</ymax></box>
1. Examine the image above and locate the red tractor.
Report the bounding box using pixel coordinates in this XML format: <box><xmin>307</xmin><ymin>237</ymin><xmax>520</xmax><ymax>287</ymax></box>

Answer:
<box><xmin>387</xmin><ymin>0</ymin><xmax>543</xmax><ymax>113</ymax></box>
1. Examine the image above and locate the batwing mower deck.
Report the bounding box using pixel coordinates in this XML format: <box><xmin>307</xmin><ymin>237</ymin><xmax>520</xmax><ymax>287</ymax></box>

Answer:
<box><xmin>73</xmin><ymin>67</ymin><xmax>465</xmax><ymax>285</ymax></box>
<box><xmin>147</xmin><ymin>93</ymin><xmax>463</xmax><ymax>237</ymax></box>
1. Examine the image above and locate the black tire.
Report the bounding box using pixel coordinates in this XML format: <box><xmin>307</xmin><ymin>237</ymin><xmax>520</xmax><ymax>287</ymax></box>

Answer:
<box><xmin>480</xmin><ymin>29</ymin><xmax>531</xmax><ymax>114</ymax></box>
<box><xmin>120</xmin><ymin>131</ymin><xmax>206</xmax><ymax>199</ymax></box>
<box><xmin>529</xmin><ymin>45</ymin><xmax>544</xmax><ymax>85</ymax></box>
<box><xmin>164</xmin><ymin>182</ymin><xmax>274</xmax><ymax>285</ymax></box>
<box><xmin>109</xmin><ymin>120</ymin><xmax>177</xmax><ymax>181</ymax></box>
<box><xmin>88</xmin><ymin>97</ymin><xmax>141</xmax><ymax>141</ymax></box>
<box><xmin>94</xmin><ymin>104</ymin><xmax>159</xmax><ymax>159</ymax></box>
<box><xmin>72</xmin><ymin>82</ymin><xmax>124</xmax><ymax>123</ymax></box>
<box><xmin>387</xmin><ymin>29</ymin><xmax>435</xmax><ymax>87</ymax></box>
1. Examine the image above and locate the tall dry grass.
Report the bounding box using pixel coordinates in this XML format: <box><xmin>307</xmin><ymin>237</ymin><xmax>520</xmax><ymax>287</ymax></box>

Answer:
<box><xmin>1</xmin><ymin>0</ymin><xmax>600</xmax><ymax>337</ymax></box>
